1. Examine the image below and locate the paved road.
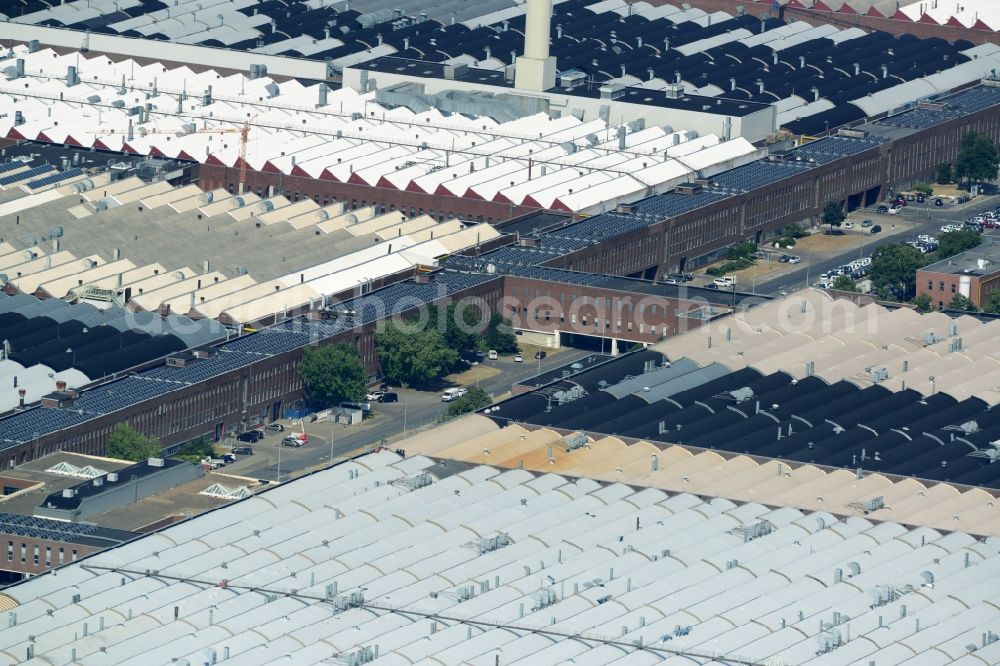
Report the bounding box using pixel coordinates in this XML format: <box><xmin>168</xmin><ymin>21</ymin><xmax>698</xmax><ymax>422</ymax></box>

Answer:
<box><xmin>753</xmin><ymin>195</ymin><xmax>1000</xmax><ymax>296</ymax></box>
<box><xmin>227</xmin><ymin>348</ymin><xmax>595</xmax><ymax>481</ymax></box>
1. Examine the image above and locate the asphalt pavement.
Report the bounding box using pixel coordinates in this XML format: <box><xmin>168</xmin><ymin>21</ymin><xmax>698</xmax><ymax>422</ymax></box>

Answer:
<box><xmin>225</xmin><ymin>347</ymin><xmax>595</xmax><ymax>481</ymax></box>
<box><xmin>752</xmin><ymin>195</ymin><xmax>1000</xmax><ymax>296</ymax></box>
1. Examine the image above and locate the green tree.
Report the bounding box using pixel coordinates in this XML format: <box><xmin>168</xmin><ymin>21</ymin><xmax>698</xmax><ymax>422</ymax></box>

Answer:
<box><xmin>936</xmin><ymin>229</ymin><xmax>982</xmax><ymax>260</ymax></box>
<box><xmin>106</xmin><ymin>423</ymin><xmax>161</xmax><ymax>461</ymax></box>
<box><xmin>482</xmin><ymin>314</ymin><xmax>519</xmax><ymax>354</ymax></box>
<box><xmin>913</xmin><ymin>183</ymin><xmax>933</xmax><ymax>195</ymax></box>
<box><xmin>831</xmin><ymin>275</ymin><xmax>858</xmax><ymax>292</ymax></box>
<box><xmin>428</xmin><ymin>303</ymin><xmax>482</xmax><ymax>356</ymax></box>
<box><xmin>985</xmin><ymin>290</ymin><xmax>1000</xmax><ymax>315</ymax></box>
<box><xmin>783</xmin><ymin>223</ymin><xmax>808</xmax><ymax>239</ymax></box>
<box><xmin>870</xmin><ymin>243</ymin><xmax>927</xmax><ymax>299</ymax></box>
<box><xmin>726</xmin><ymin>241</ymin><xmax>756</xmax><ymax>261</ymax></box>
<box><xmin>948</xmin><ymin>293</ymin><xmax>977</xmax><ymax>312</ymax></box>
<box><xmin>935</xmin><ymin>163</ymin><xmax>953</xmax><ymax>185</ymax></box>
<box><xmin>445</xmin><ymin>387</ymin><xmax>493</xmax><ymax>419</ymax></box>
<box><xmin>954</xmin><ymin>131</ymin><xmax>1000</xmax><ymax>186</ymax></box>
<box><xmin>821</xmin><ymin>201</ymin><xmax>845</xmax><ymax>234</ymax></box>
<box><xmin>912</xmin><ymin>292</ymin><xmax>934</xmax><ymax>313</ymax></box>
<box><xmin>174</xmin><ymin>438</ymin><xmax>215</xmax><ymax>463</ymax></box>
<box><xmin>376</xmin><ymin>320</ymin><xmax>458</xmax><ymax>387</ymax></box>
<box><xmin>298</xmin><ymin>343</ymin><xmax>366</xmax><ymax>407</ymax></box>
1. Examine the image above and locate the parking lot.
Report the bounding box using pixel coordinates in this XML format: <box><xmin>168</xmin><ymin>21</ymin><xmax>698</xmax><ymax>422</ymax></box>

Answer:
<box><xmin>211</xmin><ymin>347</ymin><xmax>593</xmax><ymax>481</ymax></box>
<box><xmin>748</xmin><ymin>192</ymin><xmax>1000</xmax><ymax>295</ymax></box>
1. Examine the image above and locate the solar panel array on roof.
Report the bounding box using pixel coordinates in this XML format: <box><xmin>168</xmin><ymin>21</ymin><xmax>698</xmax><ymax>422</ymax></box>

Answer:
<box><xmin>873</xmin><ymin>86</ymin><xmax>1000</xmax><ymax>131</ymax></box>
<box><xmin>0</xmin><ymin>271</ymin><xmax>499</xmax><ymax>448</ymax></box>
<box><xmin>0</xmin><ymin>511</ymin><xmax>136</xmax><ymax>546</ymax></box>
<box><xmin>25</xmin><ymin>167</ymin><xmax>83</xmax><ymax>189</ymax></box>
<box><xmin>0</xmin><ymin>164</ymin><xmax>54</xmax><ymax>186</ymax></box>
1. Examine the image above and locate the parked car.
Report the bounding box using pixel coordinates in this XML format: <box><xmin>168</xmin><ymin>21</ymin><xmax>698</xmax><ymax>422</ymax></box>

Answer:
<box><xmin>459</xmin><ymin>350</ymin><xmax>484</xmax><ymax>365</ymax></box>
<box><xmin>379</xmin><ymin>383</ymin><xmax>391</xmax><ymax>392</ymax></box>
<box><xmin>281</xmin><ymin>436</ymin><xmax>303</xmax><ymax>447</ymax></box>
<box><xmin>237</xmin><ymin>430</ymin><xmax>264</xmax><ymax>443</ymax></box>
<box><xmin>221</xmin><ymin>453</ymin><xmax>237</xmax><ymax>464</ymax></box>
<box><xmin>778</xmin><ymin>255</ymin><xmax>790</xmax><ymax>263</ymax></box>
<box><xmin>887</xmin><ymin>207</ymin><xmax>902</xmax><ymax>215</ymax></box>
<box><xmin>231</xmin><ymin>446</ymin><xmax>253</xmax><ymax>455</ymax></box>
<box><xmin>870</xmin><ymin>225</ymin><xmax>882</xmax><ymax>234</ymax></box>
<box><xmin>513</xmin><ymin>352</ymin><xmax>524</xmax><ymax>362</ymax></box>
<box><xmin>787</xmin><ymin>255</ymin><xmax>801</xmax><ymax>264</ymax></box>
<box><xmin>663</xmin><ymin>278</ymin><xmax>680</xmax><ymax>285</ymax></box>
<box><xmin>667</xmin><ymin>273</ymin><xmax>694</xmax><ymax>282</ymax></box>
<box><xmin>843</xmin><ymin>221</ymin><xmax>855</xmax><ymax>229</ymax></box>
<box><xmin>365</xmin><ymin>390</ymin><xmax>385</xmax><ymax>401</ymax></box>
<box><xmin>265</xmin><ymin>423</ymin><xmax>284</xmax><ymax>432</ymax></box>
<box><xmin>934</xmin><ymin>198</ymin><xmax>944</xmax><ymax>206</ymax></box>
<box><xmin>487</xmin><ymin>350</ymin><xmax>498</xmax><ymax>360</ymax></box>
<box><xmin>861</xmin><ymin>219</ymin><xmax>873</xmax><ymax>227</ymax></box>
<box><xmin>713</xmin><ymin>276</ymin><xmax>736</xmax><ymax>287</ymax></box>
<box><xmin>876</xmin><ymin>205</ymin><xmax>889</xmax><ymax>214</ymax></box>
<box><xmin>534</xmin><ymin>351</ymin><xmax>546</xmax><ymax>359</ymax></box>
<box><xmin>441</xmin><ymin>387</ymin><xmax>468</xmax><ymax>402</ymax></box>
<box><xmin>916</xmin><ymin>195</ymin><xmax>925</xmax><ymax>203</ymax></box>
<box><xmin>892</xmin><ymin>197</ymin><xmax>907</xmax><ymax>207</ymax></box>
<box><xmin>378</xmin><ymin>392</ymin><xmax>399</xmax><ymax>403</ymax></box>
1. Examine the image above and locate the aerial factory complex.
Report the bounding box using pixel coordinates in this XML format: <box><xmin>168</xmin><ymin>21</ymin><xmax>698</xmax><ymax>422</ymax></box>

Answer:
<box><xmin>0</xmin><ymin>0</ymin><xmax>1000</xmax><ymax>663</ymax></box>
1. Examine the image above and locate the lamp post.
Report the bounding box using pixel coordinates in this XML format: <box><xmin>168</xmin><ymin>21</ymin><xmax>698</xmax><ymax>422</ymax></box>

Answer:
<box><xmin>276</xmin><ymin>438</ymin><xmax>282</xmax><ymax>483</ymax></box>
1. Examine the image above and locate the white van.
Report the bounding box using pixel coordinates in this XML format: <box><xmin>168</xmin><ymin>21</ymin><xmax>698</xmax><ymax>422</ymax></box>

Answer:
<box><xmin>487</xmin><ymin>350</ymin><xmax>498</xmax><ymax>360</ymax></box>
<box><xmin>713</xmin><ymin>276</ymin><xmax>736</xmax><ymax>287</ymax></box>
<box><xmin>441</xmin><ymin>387</ymin><xmax>468</xmax><ymax>402</ymax></box>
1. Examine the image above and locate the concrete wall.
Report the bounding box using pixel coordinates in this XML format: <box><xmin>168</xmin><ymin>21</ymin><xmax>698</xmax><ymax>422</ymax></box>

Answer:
<box><xmin>0</xmin><ymin>23</ymin><xmax>329</xmax><ymax>80</ymax></box>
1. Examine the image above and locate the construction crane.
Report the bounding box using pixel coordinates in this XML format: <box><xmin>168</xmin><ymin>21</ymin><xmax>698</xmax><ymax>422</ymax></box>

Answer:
<box><xmin>185</xmin><ymin>117</ymin><xmax>256</xmax><ymax>194</ymax></box>
<box><xmin>238</xmin><ymin>119</ymin><xmax>250</xmax><ymax>196</ymax></box>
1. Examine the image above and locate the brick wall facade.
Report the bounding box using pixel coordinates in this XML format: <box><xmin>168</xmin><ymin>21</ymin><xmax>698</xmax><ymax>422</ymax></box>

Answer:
<box><xmin>1</xmin><ymin>533</ymin><xmax>97</xmax><ymax>575</ymax></box>
<box><xmin>197</xmin><ymin>164</ymin><xmax>541</xmax><ymax>224</ymax></box>
<box><xmin>917</xmin><ymin>269</ymin><xmax>1000</xmax><ymax>309</ymax></box>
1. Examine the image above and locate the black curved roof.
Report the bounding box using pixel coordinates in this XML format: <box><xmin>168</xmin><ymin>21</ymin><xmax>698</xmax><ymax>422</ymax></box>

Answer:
<box><xmin>495</xmin><ymin>353</ymin><xmax>1000</xmax><ymax>489</ymax></box>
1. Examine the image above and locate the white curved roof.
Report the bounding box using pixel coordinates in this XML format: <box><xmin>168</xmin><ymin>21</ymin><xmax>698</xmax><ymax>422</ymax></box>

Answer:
<box><xmin>4</xmin><ymin>449</ymin><xmax>1000</xmax><ymax>665</ymax></box>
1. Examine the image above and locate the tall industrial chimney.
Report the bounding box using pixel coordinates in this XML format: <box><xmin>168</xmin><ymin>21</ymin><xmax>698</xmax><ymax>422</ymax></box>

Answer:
<box><xmin>514</xmin><ymin>0</ymin><xmax>556</xmax><ymax>92</ymax></box>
